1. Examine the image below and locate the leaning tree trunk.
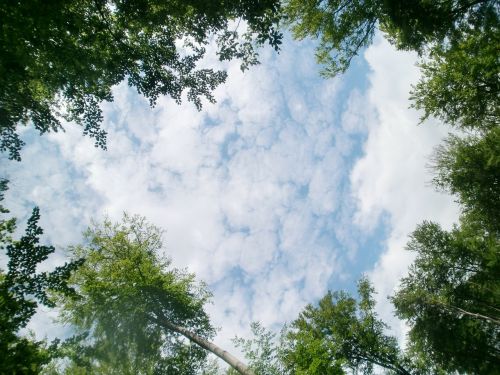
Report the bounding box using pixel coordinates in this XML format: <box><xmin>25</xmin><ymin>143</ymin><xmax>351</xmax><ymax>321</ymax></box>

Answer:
<box><xmin>155</xmin><ymin>315</ymin><xmax>255</xmax><ymax>375</ymax></box>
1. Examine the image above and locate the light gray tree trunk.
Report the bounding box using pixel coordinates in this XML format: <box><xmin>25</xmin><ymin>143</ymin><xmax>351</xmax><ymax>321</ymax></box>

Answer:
<box><xmin>155</xmin><ymin>315</ymin><xmax>256</xmax><ymax>375</ymax></box>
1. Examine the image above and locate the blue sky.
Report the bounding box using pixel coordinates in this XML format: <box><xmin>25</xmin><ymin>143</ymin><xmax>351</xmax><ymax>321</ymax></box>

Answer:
<box><xmin>4</xmin><ymin>32</ymin><xmax>459</xmax><ymax>354</ymax></box>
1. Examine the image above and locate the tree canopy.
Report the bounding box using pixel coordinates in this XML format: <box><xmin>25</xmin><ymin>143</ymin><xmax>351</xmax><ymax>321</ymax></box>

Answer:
<box><xmin>391</xmin><ymin>117</ymin><xmax>500</xmax><ymax>374</ymax></box>
<box><xmin>2</xmin><ymin>1</ymin><xmax>499</xmax><ymax>374</ymax></box>
<box><xmin>233</xmin><ymin>279</ymin><xmax>448</xmax><ymax>375</ymax></box>
<box><xmin>283</xmin><ymin>0</ymin><xmax>497</xmax><ymax>76</ymax></box>
<box><xmin>231</xmin><ymin>322</ymin><xmax>286</xmax><ymax>375</ymax></box>
<box><xmin>54</xmin><ymin>215</ymin><xmax>254</xmax><ymax>375</ymax></box>
<box><xmin>0</xmin><ymin>180</ymin><xmax>82</xmax><ymax>374</ymax></box>
<box><xmin>283</xmin><ymin>0</ymin><xmax>380</xmax><ymax>77</ymax></box>
<box><xmin>410</xmin><ymin>20</ymin><xmax>500</xmax><ymax>132</ymax></box>
<box><xmin>431</xmin><ymin>128</ymin><xmax>500</xmax><ymax>234</ymax></box>
<box><xmin>283</xmin><ymin>0</ymin><xmax>500</xmax><ymax>139</ymax></box>
<box><xmin>392</xmin><ymin>218</ymin><xmax>500</xmax><ymax>374</ymax></box>
<box><xmin>0</xmin><ymin>0</ymin><xmax>282</xmax><ymax>160</ymax></box>
<box><xmin>282</xmin><ymin>279</ymin><xmax>418</xmax><ymax>375</ymax></box>
<box><xmin>279</xmin><ymin>9</ymin><xmax>500</xmax><ymax>371</ymax></box>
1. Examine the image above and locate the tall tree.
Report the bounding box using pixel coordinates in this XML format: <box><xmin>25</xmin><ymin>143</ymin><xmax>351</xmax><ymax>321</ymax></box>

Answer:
<box><xmin>56</xmin><ymin>215</ymin><xmax>255</xmax><ymax>375</ymax></box>
<box><xmin>392</xmin><ymin>219</ymin><xmax>500</xmax><ymax>374</ymax></box>
<box><xmin>0</xmin><ymin>0</ymin><xmax>282</xmax><ymax>160</ymax></box>
<box><xmin>281</xmin><ymin>278</ymin><xmax>424</xmax><ymax>375</ymax></box>
<box><xmin>410</xmin><ymin>18</ymin><xmax>500</xmax><ymax>132</ymax></box>
<box><xmin>431</xmin><ymin>128</ymin><xmax>500</xmax><ymax>234</ymax></box>
<box><xmin>0</xmin><ymin>180</ymin><xmax>83</xmax><ymax>374</ymax></box>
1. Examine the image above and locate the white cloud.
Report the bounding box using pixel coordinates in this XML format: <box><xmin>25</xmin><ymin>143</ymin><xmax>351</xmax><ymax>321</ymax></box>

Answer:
<box><xmin>350</xmin><ymin>35</ymin><xmax>460</xmax><ymax>339</ymax></box>
<box><xmin>4</xmin><ymin>35</ymin><xmax>362</xmax><ymax>357</ymax></box>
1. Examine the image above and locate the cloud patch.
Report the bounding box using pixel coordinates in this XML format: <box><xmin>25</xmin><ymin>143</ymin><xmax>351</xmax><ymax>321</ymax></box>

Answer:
<box><xmin>350</xmin><ymin>35</ymin><xmax>460</xmax><ymax>340</ymax></box>
<box><xmin>4</xmin><ymin>35</ymin><xmax>371</xmax><ymax>353</ymax></box>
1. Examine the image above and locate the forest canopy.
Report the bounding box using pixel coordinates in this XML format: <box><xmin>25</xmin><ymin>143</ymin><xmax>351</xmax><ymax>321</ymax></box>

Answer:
<box><xmin>0</xmin><ymin>0</ymin><xmax>282</xmax><ymax>160</ymax></box>
<box><xmin>1</xmin><ymin>0</ymin><xmax>499</xmax><ymax>374</ymax></box>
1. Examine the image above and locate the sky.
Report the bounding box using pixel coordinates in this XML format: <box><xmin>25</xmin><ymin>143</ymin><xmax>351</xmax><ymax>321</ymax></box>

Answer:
<box><xmin>4</xmin><ymin>32</ymin><xmax>459</xmax><ymax>358</ymax></box>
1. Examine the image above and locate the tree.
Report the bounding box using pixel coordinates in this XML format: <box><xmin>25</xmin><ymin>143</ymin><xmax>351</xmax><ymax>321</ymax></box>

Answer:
<box><xmin>0</xmin><ymin>180</ymin><xmax>83</xmax><ymax>374</ymax></box>
<box><xmin>379</xmin><ymin>0</ymin><xmax>496</xmax><ymax>51</ymax></box>
<box><xmin>55</xmin><ymin>215</ymin><xmax>255</xmax><ymax>375</ymax></box>
<box><xmin>0</xmin><ymin>0</ymin><xmax>282</xmax><ymax>160</ymax></box>
<box><xmin>233</xmin><ymin>280</ymin><xmax>446</xmax><ymax>375</ymax></box>
<box><xmin>283</xmin><ymin>0</ymin><xmax>496</xmax><ymax>76</ymax></box>
<box><xmin>283</xmin><ymin>0</ymin><xmax>500</xmax><ymax>155</ymax></box>
<box><xmin>231</xmin><ymin>322</ymin><xmax>286</xmax><ymax>375</ymax></box>
<box><xmin>283</xmin><ymin>0</ymin><xmax>380</xmax><ymax>77</ymax></box>
<box><xmin>410</xmin><ymin>19</ymin><xmax>500</xmax><ymax>132</ymax></box>
<box><xmin>281</xmin><ymin>278</ymin><xmax>422</xmax><ymax>375</ymax></box>
<box><xmin>431</xmin><ymin>128</ymin><xmax>500</xmax><ymax>234</ymax></box>
<box><xmin>391</xmin><ymin>219</ymin><xmax>500</xmax><ymax>374</ymax></box>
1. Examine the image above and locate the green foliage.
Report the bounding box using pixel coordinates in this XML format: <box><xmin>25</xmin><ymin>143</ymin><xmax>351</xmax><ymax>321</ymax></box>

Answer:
<box><xmin>392</xmin><ymin>220</ymin><xmax>500</xmax><ymax>374</ymax></box>
<box><xmin>0</xmin><ymin>180</ymin><xmax>83</xmax><ymax>374</ymax></box>
<box><xmin>394</xmin><ymin>58</ymin><xmax>500</xmax><ymax>371</ymax></box>
<box><xmin>232</xmin><ymin>322</ymin><xmax>286</xmax><ymax>375</ymax></box>
<box><xmin>283</xmin><ymin>0</ymin><xmax>497</xmax><ymax>75</ymax></box>
<box><xmin>56</xmin><ymin>214</ymin><xmax>216</xmax><ymax>374</ymax></box>
<box><xmin>283</xmin><ymin>278</ymin><xmax>414</xmax><ymax>375</ymax></box>
<box><xmin>411</xmin><ymin>19</ymin><xmax>500</xmax><ymax>132</ymax></box>
<box><xmin>283</xmin><ymin>0</ymin><xmax>380</xmax><ymax>76</ymax></box>
<box><xmin>379</xmin><ymin>0</ymin><xmax>496</xmax><ymax>51</ymax></box>
<box><xmin>432</xmin><ymin>128</ymin><xmax>500</xmax><ymax>234</ymax></box>
<box><xmin>0</xmin><ymin>0</ymin><xmax>282</xmax><ymax>160</ymax></box>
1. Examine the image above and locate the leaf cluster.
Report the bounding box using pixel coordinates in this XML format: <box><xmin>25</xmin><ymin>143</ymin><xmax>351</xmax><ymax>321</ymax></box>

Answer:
<box><xmin>232</xmin><ymin>322</ymin><xmax>286</xmax><ymax>375</ymax></box>
<box><xmin>0</xmin><ymin>180</ymin><xmax>83</xmax><ymax>374</ymax></box>
<box><xmin>432</xmin><ymin>128</ymin><xmax>500</xmax><ymax>233</ymax></box>
<box><xmin>284</xmin><ymin>0</ymin><xmax>381</xmax><ymax>76</ymax></box>
<box><xmin>0</xmin><ymin>0</ymin><xmax>282</xmax><ymax>160</ymax></box>
<box><xmin>283</xmin><ymin>0</ymin><xmax>497</xmax><ymax>76</ymax></box>
<box><xmin>411</xmin><ymin>14</ymin><xmax>500</xmax><ymax>132</ymax></box>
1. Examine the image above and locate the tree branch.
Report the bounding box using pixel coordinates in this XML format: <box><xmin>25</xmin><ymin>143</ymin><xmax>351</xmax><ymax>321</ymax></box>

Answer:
<box><xmin>152</xmin><ymin>314</ymin><xmax>256</xmax><ymax>375</ymax></box>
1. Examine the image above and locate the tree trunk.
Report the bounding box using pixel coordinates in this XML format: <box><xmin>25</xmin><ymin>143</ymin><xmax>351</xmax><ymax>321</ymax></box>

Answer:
<box><xmin>155</xmin><ymin>315</ymin><xmax>255</xmax><ymax>375</ymax></box>
<box><xmin>432</xmin><ymin>300</ymin><xmax>500</xmax><ymax>325</ymax></box>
